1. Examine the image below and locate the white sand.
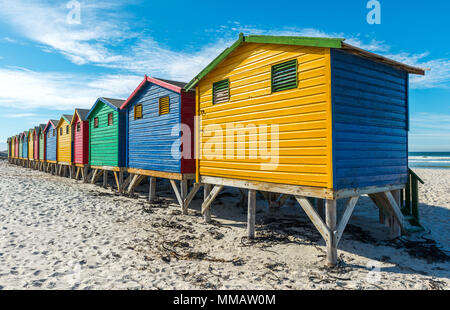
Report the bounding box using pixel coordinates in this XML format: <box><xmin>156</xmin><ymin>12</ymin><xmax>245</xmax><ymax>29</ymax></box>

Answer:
<box><xmin>0</xmin><ymin>160</ymin><xmax>448</xmax><ymax>290</ymax></box>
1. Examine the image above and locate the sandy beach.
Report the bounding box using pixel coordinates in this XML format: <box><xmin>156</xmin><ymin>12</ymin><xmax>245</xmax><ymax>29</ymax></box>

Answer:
<box><xmin>0</xmin><ymin>159</ymin><xmax>448</xmax><ymax>290</ymax></box>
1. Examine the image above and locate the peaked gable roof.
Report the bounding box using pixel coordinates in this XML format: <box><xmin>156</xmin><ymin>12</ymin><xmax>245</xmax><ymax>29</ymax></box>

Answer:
<box><xmin>43</xmin><ymin>119</ymin><xmax>59</xmax><ymax>133</ymax></box>
<box><xmin>71</xmin><ymin>108</ymin><xmax>90</xmax><ymax>125</ymax></box>
<box><xmin>57</xmin><ymin>114</ymin><xmax>73</xmax><ymax>128</ymax></box>
<box><xmin>184</xmin><ymin>33</ymin><xmax>425</xmax><ymax>91</ymax></box>
<box><xmin>120</xmin><ymin>76</ymin><xmax>188</xmax><ymax>109</ymax></box>
<box><xmin>86</xmin><ymin>97</ymin><xmax>125</xmax><ymax>119</ymax></box>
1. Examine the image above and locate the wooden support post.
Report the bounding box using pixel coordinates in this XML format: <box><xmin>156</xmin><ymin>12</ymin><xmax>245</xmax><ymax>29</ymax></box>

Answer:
<box><xmin>148</xmin><ymin>177</ymin><xmax>156</xmax><ymax>202</ymax></box>
<box><xmin>335</xmin><ymin>196</ymin><xmax>359</xmax><ymax>246</ymax></box>
<box><xmin>118</xmin><ymin>169</ymin><xmax>124</xmax><ymax>193</ymax></box>
<box><xmin>113</xmin><ymin>172</ymin><xmax>120</xmax><ymax>191</ymax></box>
<box><xmin>128</xmin><ymin>174</ymin><xmax>145</xmax><ymax>194</ymax></box>
<box><xmin>103</xmin><ymin>170</ymin><xmax>108</xmax><ymax>188</ymax></box>
<box><xmin>203</xmin><ymin>184</ymin><xmax>212</xmax><ymax>223</ymax></box>
<box><xmin>325</xmin><ymin>199</ymin><xmax>337</xmax><ymax>267</ymax></box>
<box><xmin>201</xmin><ymin>185</ymin><xmax>224</xmax><ymax>223</ymax></box>
<box><xmin>405</xmin><ymin>174</ymin><xmax>411</xmax><ymax>215</ymax></box>
<box><xmin>75</xmin><ymin>167</ymin><xmax>80</xmax><ymax>180</ymax></box>
<box><xmin>183</xmin><ymin>182</ymin><xmax>202</xmax><ymax>211</ymax></box>
<box><xmin>247</xmin><ymin>189</ymin><xmax>256</xmax><ymax>239</ymax></box>
<box><xmin>122</xmin><ymin>174</ymin><xmax>133</xmax><ymax>192</ymax></box>
<box><xmin>180</xmin><ymin>180</ymin><xmax>188</xmax><ymax>214</ymax></box>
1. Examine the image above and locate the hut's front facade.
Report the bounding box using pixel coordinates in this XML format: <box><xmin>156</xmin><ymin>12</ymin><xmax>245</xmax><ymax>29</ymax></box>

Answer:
<box><xmin>71</xmin><ymin>109</ymin><xmax>90</xmax><ymax>181</ymax></box>
<box><xmin>38</xmin><ymin>124</ymin><xmax>46</xmax><ymax>170</ymax></box>
<box><xmin>14</xmin><ymin>135</ymin><xmax>19</xmax><ymax>159</ymax></box>
<box><xmin>86</xmin><ymin>97</ymin><xmax>126</xmax><ymax>190</ymax></box>
<box><xmin>44</xmin><ymin>120</ymin><xmax>59</xmax><ymax>173</ymax></box>
<box><xmin>119</xmin><ymin>76</ymin><xmax>196</xmax><ymax>208</ymax></box>
<box><xmin>28</xmin><ymin>129</ymin><xmax>34</xmax><ymax>162</ymax></box>
<box><xmin>185</xmin><ymin>34</ymin><xmax>425</xmax><ymax>266</ymax></box>
<box><xmin>7</xmin><ymin>137</ymin><xmax>11</xmax><ymax>160</ymax></box>
<box><xmin>56</xmin><ymin>115</ymin><xmax>73</xmax><ymax>165</ymax></box>
<box><xmin>22</xmin><ymin>131</ymin><xmax>28</xmax><ymax>163</ymax></box>
<box><xmin>18</xmin><ymin>133</ymin><xmax>23</xmax><ymax>159</ymax></box>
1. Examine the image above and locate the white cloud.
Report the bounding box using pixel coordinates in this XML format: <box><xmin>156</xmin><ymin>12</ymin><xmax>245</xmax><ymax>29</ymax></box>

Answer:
<box><xmin>0</xmin><ymin>1</ymin><xmax>448</xmax><ymax>90</ymax></box>
<box><xmin>0</xmin><ymin>67</ymin><xmax>141</xmax><ymax>110</ymax></box>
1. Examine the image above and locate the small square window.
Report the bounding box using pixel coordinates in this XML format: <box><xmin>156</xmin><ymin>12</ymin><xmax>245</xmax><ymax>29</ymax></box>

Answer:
<box><xmin>213</xmin><ymin>79</ymin><xmax>229</xmax><ymax>104</ymax></box>
<box><xmin>159</xmin><ymin>97</ymin><xmax>170</xmax><ymax>115</ymax></box>
<box><xmin>66</xmin><ymin>125</ymin><xmax>69</xmax><ymax>134</ymax></box>
<box><xmin>108</xmin><ymin>113</ymin><xmax>113</xmax><ymax>126</ymax></box>
<box><xmin>77</xmin><ymin>123</ymin><xmax>81</xmax><ymax>132</ymax></box>
<box><xmin>134</xmin><ymin>104</ymin><xmax>143</xmax><ymax>120</ymax></box>
<box><xmin>94</xmin><ymin>117</ymin><xmax>99</xmax><ymax>128</ymax></box>
<box><xmin>271</xmin><ymin>59</ymin><xmax>298</xmax><ymax>93</ymax></box>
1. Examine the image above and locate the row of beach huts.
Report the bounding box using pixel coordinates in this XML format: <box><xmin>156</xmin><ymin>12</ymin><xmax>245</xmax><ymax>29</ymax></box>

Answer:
<box><xmin>5</xmin><ymin>34</ymin><xmax>425</xmax><ymax>266</ymax></box>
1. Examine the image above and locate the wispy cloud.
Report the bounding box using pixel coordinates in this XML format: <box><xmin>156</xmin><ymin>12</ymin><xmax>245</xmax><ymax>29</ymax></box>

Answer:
<box><xmin>0</xmin><ymin>1</ymin><xmax>449</xmax><ymax>90</ymax></box>
<box><xmin>409</xmin><ymin>112</ymin><xmax>450</xmax><ymax>151</ymax></box>
<box><xmin>0</xmin><ymin>67</ymin><xmax>141</xmax><ymax>110</ymax></box>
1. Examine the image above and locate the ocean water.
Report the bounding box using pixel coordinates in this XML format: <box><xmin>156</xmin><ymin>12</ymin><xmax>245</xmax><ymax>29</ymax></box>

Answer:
<box><xmin>409</xmin><ymin>152</ymin><xmax>450</xmax><ymax>169</ymax></box>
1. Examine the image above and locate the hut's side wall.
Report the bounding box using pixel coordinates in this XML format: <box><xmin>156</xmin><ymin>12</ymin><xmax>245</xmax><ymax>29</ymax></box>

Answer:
<box><xmin>57</xmin><ymin>119</ymin><xmax>72</xmax><ymax>164</ymax></box>
<box><xmin>126</xmin><ymin>83</ymin><xmax>182</xmax><ymax>173</ymax></box>
<box><xmin>89</xmin><ymin>104</ymin><xmax>121</xmax><ymax>167</ymax></box>
<box><xmin>39</xmin><ymin>131</ymin><xmax>45</xmax><ymax>160</ymax></box>
<box><xmin>197</xmin><ymin>43</ymin><xmax>333</xmax><ymax>188</ymax></box>
<box><xmin>331</xmin><ymin>49</ymin><xmax>408</xmax><ymax>190</ymax></box>
<box><xmin>46</xmin><ymin>126</ymin><xmax>57</xmax><ymax>161</ymax></box>
<box><xmin>19</xmin><ymin>137</ymin><xmax>23</xmax><ymax>158</ymax></box>
<box><xmin>180</xmin><ymin>91</ymin><xmax>196</xmax><ymax>174</ymax></box>
<box><xmin>73</xmin><ymin>119</ymin><xmax>89</xmax><ymax>164</ymax></box>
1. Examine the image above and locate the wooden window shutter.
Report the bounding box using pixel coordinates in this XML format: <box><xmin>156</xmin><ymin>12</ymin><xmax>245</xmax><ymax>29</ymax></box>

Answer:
<box><xmin>271</xmin><ymin>59</ymin><xmax>298</xmax><ymax>93</ymax></box>
<box><xmin>159</xmin><ymin>96</ymin><xmax>170</xmax><ymax>115</ymax></box>
<box><xmin>108</xmin><ymin>113</ymin><xmax>113</xmax><ymax>126</ymax></box>
<box><xmin>134</xmin><ymin>104</ymin><xmax>143</xmax><ymax>120</ymax></box>
<box><xmin>213</xmin><ymin>79</ymin><xmax>229</xmax><ymax>104</ymax></box>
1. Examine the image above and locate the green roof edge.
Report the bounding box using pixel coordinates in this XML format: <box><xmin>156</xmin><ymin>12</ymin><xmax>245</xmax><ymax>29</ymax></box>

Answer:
<box><xmin>184</xmin><ymin>33</ymin><xmax>344</xmax><ymax>91</ymax></box>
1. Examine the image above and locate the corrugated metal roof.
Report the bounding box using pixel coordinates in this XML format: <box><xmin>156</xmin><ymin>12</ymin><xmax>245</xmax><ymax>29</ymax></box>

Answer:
<box><xmin>63</xmin><ymin>114</ymin><xmax>73</xmax><ymax>123</ymax></box>
<box><xmin>153</xmin><ymin>77</ymin><xmax>188</xmax><ymax>89</ymax></box>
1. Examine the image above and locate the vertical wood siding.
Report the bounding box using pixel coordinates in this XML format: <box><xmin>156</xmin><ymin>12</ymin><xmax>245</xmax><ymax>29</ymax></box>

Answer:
<box><xmin>33</xmin><ymin>132</ymin><xmax>39</xmax><ymax>160</ymax></box>
<box><xmin>89</xmin><ymin>103</ymin><xmax>125</xmax><ymax>167</ymax></box>
<box><xmin>19</xmin><ymin>137</ymin><xmax>23</xmax><ymax>158</ymax></box>
<box><xmin>126</xmin><ymin>83</ymin><xmax>187</xmax><ymax>173</ymax></box>
<box><xmin>28</xmin><ymin>132</ymin><xmax>33</xmax><ymax>160</ymax></box>
<box><xmin>180</xmin><ymin>91</ymin><xmax>196</xmax><ymax>173</ymax></box>
<box><xmin>39</xmin><ymin>131</ymin><xmax>46</xmax><ymax>160</ymax></box>
<box><xmin>57</xmin><ymin>119</ymin><xmax>72</xmax><ymax>163</ymax></box>
<box><xmin>197</xmin><ymin>43</ymin><xmax>333</xmax><ymax>188</ymax></box>
<box><xmin>22</xmin><ymin>135</ymin><xmax>28</xmax><ymax>159</ymax></box>
<box><xmin>15</xmin><ymin>138</ymin><xmax>19</xmax><ymax>158</ymax></box>
<box><xmin>73</xmin><ymin>115</ymin><xmax>89</xmax><ymax>164</ymax></box>
<box><xmin>46</xmin><ymin>126</ymin><xmax>57</xmax><ymax>161</ymax></box>
<box><xmin>331</xmin><ymin>49</ymin><xmax>409</xmax><ymax>189</ymax></box>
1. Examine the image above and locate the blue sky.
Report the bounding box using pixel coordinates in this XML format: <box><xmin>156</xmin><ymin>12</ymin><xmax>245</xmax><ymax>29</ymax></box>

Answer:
<box><xmin>0</xmin><ymin>0</ymin><xmax>449</xmax><ymax>151</ymax></box>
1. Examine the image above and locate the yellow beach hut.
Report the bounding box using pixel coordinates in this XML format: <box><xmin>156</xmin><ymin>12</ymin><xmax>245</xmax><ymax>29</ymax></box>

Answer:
<box><xmin>184</xmin><ymin>34</ymin><xmax>425</xmax><ymax>266</ymax></box>
<box><xmin>56</xmin><ymin>114</ymin><xmax>73</xmax><ymax>176</ymax></box>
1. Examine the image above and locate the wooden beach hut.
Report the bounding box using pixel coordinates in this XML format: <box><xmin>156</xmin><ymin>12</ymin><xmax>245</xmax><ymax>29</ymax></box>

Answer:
<box><xmin>14</xmin><ymin>135</ymin><xmax>19</xmax><ymax>162</ymax></box>
<box><xmin>119</xmin><ymin>76</ymin><xmax>196</xmax><ymax>211</ymax></box>
<box><xmin>184</xmin><ymin>34</ymin><xmax>425</xmax><ymax>266</ymax></box>
<box><xmin>86</xmin><ymin>97</ymin><xmax>126</xmax><ymax>191</ymax></box>
<box><xmin>37</xmin><ymin>124</ymin><xmax>46</xmax><ymax>171</ymax></box>
<box><xmin>71</xmin><ymin>108</ymin><xmax>90</xmax><ymax>181</ymax></box>
<box><xmin>18</xmin><ymin>132</ymin><xmax>24</xmax><ymax>161</ymax></box>
<box><xmin>44</xmin><ymin>120</ymin><xmax>59</xmax><ymax>174</ymax></box>
<box><xmin>10</xmin><ymin>137</ymin><xmax>15</xmax><ymax>162</ymax></box>
<box><xmin>22</xmin><ymin>131</ymin><xmax>29</xmax><ymax>167</ymax></box>
<box><xmin>56</xmin><ymin>114</ymin><xmax>73</xmax><ymax>177</ymax></box>
<box><xmin>28</xmin><ymin>128</ymin><xmax>35</xmax><ymax>168</ymax></box>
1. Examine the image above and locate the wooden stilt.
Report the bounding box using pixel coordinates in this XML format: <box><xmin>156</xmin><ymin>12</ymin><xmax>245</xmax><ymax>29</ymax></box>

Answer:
<box><xmin>317</xmin><ymin>198</ymin><xmax>325</xmax><ymax>220</ymax></box>
<box><xmin>103</xmin><ymin>170</ymin><xmax>108</xmax><ymax>188</ymax></box>
<box><xmin>201</xmin><ymin>185</ymin><xmax>224</xmax><ymax>223</ymax></box>
<box><xmin>247</xmin><ymin>189</ymin><xmax>256</xmax><ymax>239</ymax></box>
<box><xmin>325</xmin><ymin>199</ymin><xmax>337</xmax><ymax>267</ymax></box>
<box><xmin>180</xmin><ymin>180</ymin><xmax>188</xmax><ymax>214</ymax></box>
<box><xmin>148</xmin><ymin>177</ymin><xmax>156</xmax><ymax>202</ymax></box>
<box><xmin>75</xmin><ymin>167</ymin><xmax>81</xmax><ymax>180</ymax></box>
<box><xmin>128</xmin><ymin>174</ymin><xmax>145</xmax><ymax>194</ymax></box>
<box><xmin>203</xmin><ymin>184</ymin><xmax>212</xmax><ymax>222</ymax></box>
<box><xmin>118</xmin><ymin>169</ymin><xmax>124</xmax><ymax>193</ymax></box>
